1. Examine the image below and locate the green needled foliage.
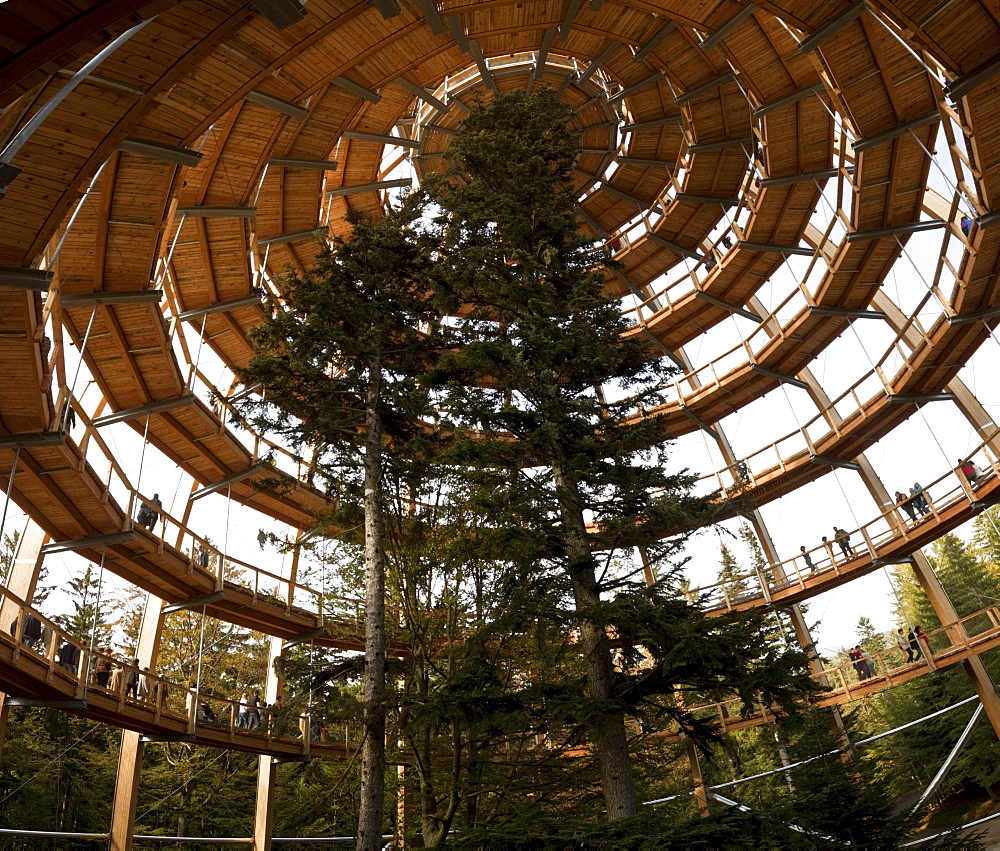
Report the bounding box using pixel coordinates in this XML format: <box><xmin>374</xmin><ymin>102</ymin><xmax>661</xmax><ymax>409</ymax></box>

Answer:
<box><xmin>234</xmin><ymin>204</ymin><xmax>440</xmax><ymax>849</ymax></box>
<box><xmin>236</xmin><ymin>205</ymin><xmax>437</xmax><ymax>519</ymax></box>
<box><xmin>411</xmin><ymin>89</ymin><xmax>820</xmax><ymax>823</ymax></box>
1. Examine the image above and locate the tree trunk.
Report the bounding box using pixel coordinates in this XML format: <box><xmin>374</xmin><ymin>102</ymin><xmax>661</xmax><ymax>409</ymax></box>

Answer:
<box><xmin>357</xmin><ymin>360</ymin><xmax>388</xmax><ymax>851</ymax></box>
<box><xmin>551</xmin><ymin>459</ymin><xmax>638</xmax><ymax>819</ymax></box>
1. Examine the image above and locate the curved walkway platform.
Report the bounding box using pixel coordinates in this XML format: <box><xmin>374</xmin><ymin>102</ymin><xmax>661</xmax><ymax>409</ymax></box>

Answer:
<box><xmin>0</xmin><ymin>588</ymin><xmax>351</xmax><ymax>759</ymax></box>
<box><xmin>685</xmin><ymin>599</ymin><xmax>1000</xmax><ymax>737</ymax></box>
<box><xmin>697</xmin><ymin>451</ymin><xmax>1000</xmax><ymax>615</ymax></box>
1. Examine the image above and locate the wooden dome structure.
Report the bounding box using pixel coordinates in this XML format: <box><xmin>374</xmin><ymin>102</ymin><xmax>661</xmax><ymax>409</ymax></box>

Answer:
<box><xmin>1</xmin><ymin>0</ymin><xmax>1000</xmax><ymax>846</ymax></box>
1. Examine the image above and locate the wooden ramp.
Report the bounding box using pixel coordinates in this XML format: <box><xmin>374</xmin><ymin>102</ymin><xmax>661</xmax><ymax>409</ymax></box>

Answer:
<box><xmin>0</xmin><ymin>590</ymin><xmax>351</xmax><ymax>759</ymax></box>
<box><xmin>687</xmin><ymin>599</ymin><xmax>1000</xmax><ymax>737</ymax></box>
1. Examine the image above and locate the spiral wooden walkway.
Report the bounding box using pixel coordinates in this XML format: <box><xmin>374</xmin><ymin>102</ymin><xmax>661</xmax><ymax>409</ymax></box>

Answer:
<box><xmin>2</xmin><ymin>0</ymin><xmax>1000</xmax><ymax>789</ymax></box>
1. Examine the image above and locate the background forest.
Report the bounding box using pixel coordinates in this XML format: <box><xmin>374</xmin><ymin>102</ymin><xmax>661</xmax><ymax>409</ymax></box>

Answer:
<box><xmin>3</xmin><ymin>511</ymin><xmax>1000</xmax><ymax>848</ymax></box>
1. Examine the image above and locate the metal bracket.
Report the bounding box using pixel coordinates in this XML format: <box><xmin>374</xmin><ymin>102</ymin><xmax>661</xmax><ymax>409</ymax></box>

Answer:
<box><xmin>43</xmin><ymin>531</ymin><xmax>134</xmax><ymax>554</ymax></box>
<box><xmin>0</xmin><ymin>431</ymin><xmax>66</xmax><ymax>449</ymax></box>
<box><xmin>162</xmin><ymin>590</ymin><xmax>226</xmax><ymax>615</ymax></box>
<box><xmin>141</xmin><ymin>733</ymin><xmax>197</xmax><ymax>743</ymax></box>
<box><xmin>282</xmin><ymin>627</ymin><xmax>326</xmax><ymax>651</ymax></box>
<box><xmin>809</xmin><ymin>454</ymin><xmax>861</xmax><ymax>471</ymax></box>
<box><xmin>6</xmin><ymin>698</ymin><xmax>87</xmax><ymax>709</ymax></box>
<box><xmin>272</xmin><ymin>753</ymin><xmax>311</xmax><ymax>764</ymax></box>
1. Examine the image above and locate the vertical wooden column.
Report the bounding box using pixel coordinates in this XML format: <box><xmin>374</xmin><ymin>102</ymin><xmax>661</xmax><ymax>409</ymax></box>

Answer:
<box><xmin>0</xmin><ymin>519</ymin><xmax>49</xmax><ymax>627</ymax></box>
<box><xmin>253</xmin><ymin>634</ymin><xmax>285</xmax><ymax>851</ymax></box>
<box><xmin>253</xmin><ymin>540</ymin><xmax>302</xmax><ymax>850</ymax></box>
<box><xmin>675</xmin><ymin>339</ymin><xmax>839</xmax><ymax>786</ymax></box>
<box><xmin>908</xmin><ymin>552</ymin><xmax>1000</xmax><ymax>736</ymax></box>
<box><xmin>792</xmin><ymin>292</ymin><xmax>1000</xmax><ymax>738</ymax></box>
<box><xmin>0</xmin><ymin>519</ymin><xmax>48</xmax><ymax>761</ymax></box>
<box><xmin>109</xmin><ymin>592</ymin><xmax>166</xmax><ymax>851</ymax></box>
<box><xmin>685</xmin><ymin>739</ymin><xmax>710</xmax><ymax>816</ymax></box>
<box><xmin>948</xmin><ymin>381</ymin><xmax>1000</xmax><ymax>456</ymax></box>
<box><xmin>394</xmin><ymin>761</ymin><xmax>409</xmax><ymax>848</ymax></box>
<box><xmin>871</xmin><ymin>290</ymin><xmax>1000</xmax><ymax>456</ymax></box>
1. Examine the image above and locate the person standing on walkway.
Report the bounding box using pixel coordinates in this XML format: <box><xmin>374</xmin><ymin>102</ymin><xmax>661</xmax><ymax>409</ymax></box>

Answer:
<box><xmin>911</xmin><ymin>483</ymin><xmax>930</xmax><ymax>516</ymax></box>
<box><xmin>94</xmin><ymin>651</ymin><xmax>113</xmax><ymax>688</ymax></box>
<box><xmin>834</xmin><ymin>527</ymin><xmax>854</xmax><ymax>558</ymax></box>
<box><xmin>908</xmin><ymin>628</ymin><xmax>925</xmax><ymax>660</ymax></box>
<box><xmin>249</xmin><ymin>690</ymin><xmax>262</xmax><ymax>730</ymax></box>
<box><xmin>897</xmin><ymin>628</ymin><xmax>915</xmax><ymax>663</ymax></box>
<box><xmin>137</xmin><ymin>667</ymin><xmax>150</xmax><ymax>701</ymax></box>
<box><xmin>822</xmin><ymin>536</ymin><xmax>836</xmax><ymax>566</ymax></box>
<box><xmin>237</xmin><ymin>692</ymin><xmax>250</xmax><ymax>729</ymax></box>
<box><xmin>125</xmin><ymin>660</ymin><xmax>140</xmax><ymax>698</ymax></box>
<box><xmin>58</xmin><ymin>640</ymin><xmax>80</xmax><ymax>675</ymax></box>
<box><xmin>896</xmin><ymin>490</ymin><xmax>917</xmax><ymax>523</ymax></box>
<box><xmin>856</xmin><ymin>646</ymin><xmax>875</xmax><ymax>679</ymax></box>
<box><xmin>800</xmin><ymin>546</ymin><xmax>815</xmax><ymax>573</ymax></box>
<box><xmin>915</xmin><ymin>625</ymin><xmax>929</xmax><ymax>658</ymax></box>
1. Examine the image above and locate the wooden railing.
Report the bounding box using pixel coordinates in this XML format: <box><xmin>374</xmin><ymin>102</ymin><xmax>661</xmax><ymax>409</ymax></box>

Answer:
<box><xmin>692</xmin><ymin>438</ymin><xmax>1000</xmax><ymax>612</ymax></box>
<box><xmin>56</xmin><ymin>395</ymin><xmax>385</xmax><ymax>631</ymax></box>
<box><xmin>0</xmin><ymin>585</ymin><xmax>362</xmax><ymax>753</ymax></box>
<box><xmin>680</xmin><ymin>599</ymin><xmax>1000</xmax><ymax>733</ymax></box>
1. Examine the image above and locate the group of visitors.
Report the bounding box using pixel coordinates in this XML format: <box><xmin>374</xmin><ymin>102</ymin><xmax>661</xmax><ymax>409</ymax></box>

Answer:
<box><xmin>172</xmin><ymin>683</ymin><xmax>285</xmax><ymax>730</ymax></box>
<box><xmin>958</xmin><ymin>458</ymin><xmax>986</xmax><ymax>487</ymax></box>
<box><xmin>849</xmin><ymin>646</ymin><xmax>875</xmax><ymax>679</ymax></box>
<box><xmin>92</xmin><ymin>650</ymin><xmax>164</xmax><ymax>703</ymax></box>
<box><xmin>897</xmin><ymin>626</ymin><xmax>927</xmax><ymax>663</ymax></box>
<box><xmin>895</xmin><ymin>483</ymin><xmax>931</xmax><ymax>522</ymax></box>
<box><xmin>9</xmin><ymin>612</ymin><xmax>49</xmax><ymax>649</ymax></box>
<box><xmin>235</xmin><ymin>689</ymin><xmax>272</xmax><ymax>730</ymax></box>
<box><xmin>806</xmin><ymin>527</ymin><xmax>857</xmax><ymax>570</ymax></box>
<box><xmin>850</xmin><ymin>626</ymin><xmax>928</xmax><ymax>683</ymax></box>
<box><xmin>8</xmin><ymin>612</ymin><xmax>168</xmax><ymax>704</ymax></box>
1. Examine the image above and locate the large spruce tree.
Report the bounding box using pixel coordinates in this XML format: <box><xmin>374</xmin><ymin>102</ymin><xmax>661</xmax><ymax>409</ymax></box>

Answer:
<box><xmin>416</xmin><ymin>90</ymin><xmax>817</xmax><ymax>820</ymax></box>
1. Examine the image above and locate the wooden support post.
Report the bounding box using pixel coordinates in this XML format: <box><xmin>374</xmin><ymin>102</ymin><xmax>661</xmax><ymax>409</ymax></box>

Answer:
<box><xmin>109</xmin><ymin>593</ymin><xmax>166</xmax><ymax>850</ymax></box>
<box><xmin>0</xmin><ymin>519</ymin><xmax>49</xmax><ymax>628</ymax></box>
<box><xmin>254</xmin><ymin>748</ymin><xmax>278</xmax><ymax>851</ymax></box>
<box><xmin>253</xmin><ymin>635</ymin><xmax>284</xmax><ymax>851</ymax></box>
<box><xmin>871</xmin><ymin>290</ymin><xmax>1000</xmax><ymax>458</ymax></box>
<box><xmin>0</xmin><ymin>519</ymin><xmax>47</xmax><ymax>761</ymax></box>
<box><xmin>394</xmin><ymin>761</ymin><xmax>409</xmax><ymax>848</ymax></box>
<box><xmin>908</xmin><ymin>551</ymin><xmax>1000</xmax><ymax>738</ymax></box>
<box><xmin>253</xmin><ymin>540</ymin><xmax>302</xmax><ymax>850</ymax></box>
<box><xmin>685</xmin><ymin>739</ymin><xmax>710</xmax><ymax>816</ymax></box>
<box><xmin>948</xmin><ymin>380</ymin><xmax>1000</xmax><ymax>457</ymax></box>
<box><xmin>111</xmin><ymin>733</ymin><xmax>146</xmax><ymax>851</ymax></box>
<box><xmin>676</xmin><ymin>335</ymin><xmax>849</xmax><ymax>771</ymax></box>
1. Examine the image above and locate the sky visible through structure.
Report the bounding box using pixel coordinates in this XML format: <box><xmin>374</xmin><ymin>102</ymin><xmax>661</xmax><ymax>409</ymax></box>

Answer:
<box><xmin>0</xmin><ymin>118</ymin><xmax>993</xmax><ymax>675</ymax></box>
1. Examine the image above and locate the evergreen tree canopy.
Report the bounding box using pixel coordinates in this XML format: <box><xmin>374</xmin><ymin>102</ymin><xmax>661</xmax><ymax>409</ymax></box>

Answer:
<box><xmin>413</xmin><ymin>89</ymin><xmax>820</xmax><ymax>820</ymax></box>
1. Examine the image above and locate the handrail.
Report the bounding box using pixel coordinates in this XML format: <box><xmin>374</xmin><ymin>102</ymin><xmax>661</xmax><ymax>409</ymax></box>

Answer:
<box><xmin>49</xmin><ymin>397</ymin><xmax>383</xmax><ymax>630</ymax></box>
<box><xmin>0</xmin><ymin>584</ymin><xmax>356</xmax><ymax>751</ymax></box>
<box><xmin>692</xmin><ymin>437</ymin><xmax>1000</xmax><ymax>612</ymax></box>
<box><xmin>681</xmin><ymin>599</ymin><xmax>1000</xmax><ymax>732</ymax></box>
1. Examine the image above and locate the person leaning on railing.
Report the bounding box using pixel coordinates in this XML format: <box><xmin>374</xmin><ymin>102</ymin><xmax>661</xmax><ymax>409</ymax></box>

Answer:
<box><xmin>58</xmin><ymin>640</ymin><xmax>80</xmax><ymax>675</ymax></box>
<box><xmin>93</xmin><ymin>650</ymin><xmax>113</xmax><ymax>688</ymax></box>
<box><xmin>896</xmin><ymin>490</ymin><xmax>917</xmax><ymax>523</ymax></box>
<box><xmin>9</xmin><ymin>611</ymin><xmax>42</xmax><ymax>648</ymax></box>
<box><xmin>137</xmin><ymin>667</ymin><xmax>151</xmax><ymax>701</ymax></box>
<box><xmin>910</xmin><ymin>483</ymin><xmax>930</xmax><ymax>516</ymax></box>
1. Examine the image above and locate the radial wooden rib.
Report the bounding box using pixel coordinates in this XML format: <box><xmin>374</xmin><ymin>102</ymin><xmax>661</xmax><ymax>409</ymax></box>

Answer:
<box><xmin>0</xmin><ymin>0</ymin><xmax>175</xmax><ymax>109</ymax></box>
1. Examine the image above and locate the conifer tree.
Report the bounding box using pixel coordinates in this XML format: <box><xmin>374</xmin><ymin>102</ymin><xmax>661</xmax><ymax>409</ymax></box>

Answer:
<box><xmin>718</xmin><ymin>542</ymin><xmax>750</xmax><ymax>602</ymax></box>
<box><xmin>874</xmin><ymin>534</ymin><xmax>1000</xmax><ymax>801</ymax></box>
<box><xmin>416</xmin><ymin>89</ymin><xmax>818</xmax><ymax>821</ymax></box>
<box><xmin>235</xmin><ymin>206</ymin><xmax>437</xmax><ymax>850</ymax></box>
